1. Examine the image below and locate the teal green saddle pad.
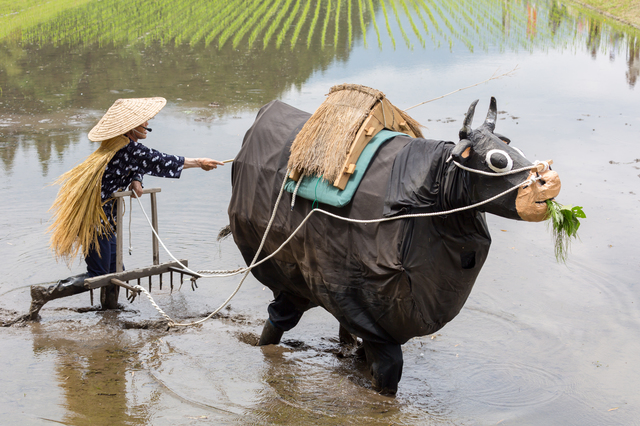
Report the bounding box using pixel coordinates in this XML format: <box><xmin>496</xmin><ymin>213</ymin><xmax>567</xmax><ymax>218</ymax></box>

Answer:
<box><xmin>284</xmin><ymin>130</ymin><xmax>405</xmax><ymax>208</ymax></box>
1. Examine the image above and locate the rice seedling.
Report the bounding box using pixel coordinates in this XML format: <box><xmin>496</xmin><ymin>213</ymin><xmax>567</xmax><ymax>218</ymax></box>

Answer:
<box><xmin>320</xmin><ymin>0</ymin><xmax>333</xmax><ymax>48</ymax></box>
<box><xmin>276</xmin><ymin>0</ymin><xmax>303</xmax><ymax>49</ymax></box>
<box><xmin>205</xmin><ymin>0</ymin><xmax>245</xmax><ymax>47</ymax></box>
<box><xmin>347</xmin><ymin>0</ymin><xmax>353</xmax><ymax>47</ymax></box>
<box><xmin>424</xmin><ymin>0</ymin><xmax>474</xmax><ymax>51</ymax></box>
<box><xmin>408</xmin><ymin>0</ymin><xmax>437</xmax><ymax>46</ymax></box>
<box><xmin>263</xmin><ymin>0</ymin><xmax>295</xmax><ymax>48</ymax></box>
<box><xmin>398</xmin><ymin>0</ymin><xmax>425</xmax><ymax>48</ymax></box>
<box><xmin>175</xmin><ymin>1</ymin><xmax>212</xmax><ymax>46</ymax></box>
<box><xmin>333</xmin><ymin>0</ymin><xmax>342</xmax><ymax>49</ymax></box>
<box><xmin>233</xmin><ymin>1</ymin><xmax>273</xmax><ymax>49</ymax></box>
<box><xmin>386</xmin><ymin>0</ymin><xmax>412</xmax><ymax>49</ymax></box>
<box><xmin>306</xmin><ymin>0</ymin><xmax>323</xmax><ymax>48</ymax></box>
<box><xmin>219</xmin><ymin>0</ymin><xmax>266</xmax><ymax>49</ymax></box>
<box><xmin>444</xmin><ymin>0</ymin><xmax>489</xmax><ymax>51</ymax></box>
<box><xmin>366</xmin><ymin>0</ymin><xmax>383</xmax><ymax>48</ymax></box>
<box><xmin>357</xmin><ymin>0</ymin><xmax>368</xmax><ymax>47</ymax></box>
<box><xmin>249</xmin><ymin>0</ymin><xmax>283</xmax><ymax>48</ymax></box>
<box><xmin>378</xmin><ymin>0</ymin><xmax>397</xmax><ymax>49</ymax></box>
<box><xmin>415</xmin><ymin>0</ymin><xmax>452</xmax><ymax>49</ymax></box>
<box><xmin>290</xmin><ymin>0</ymin><xmax>312</xmax><ymax>49</ymax></box>
<box><xmin>189</xmin><ymin>2</ymin><xmax>229</xmax><ymax>45</ymax></box>
<box><xmin>545</xmin><ymin>200</ymin><xmax>586</xmax><ymax>263</ymax></box>
<box><xmin>0</xmin><ymin>0</ymin><xmax>92</xmax><ymax>42</ymax></box>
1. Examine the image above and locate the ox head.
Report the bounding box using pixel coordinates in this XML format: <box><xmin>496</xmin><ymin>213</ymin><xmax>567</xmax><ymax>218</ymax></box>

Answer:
<box><xmin>451</xmin><ymin>97</ymin><xmax>561</xmax><ymax>221</ymax></box>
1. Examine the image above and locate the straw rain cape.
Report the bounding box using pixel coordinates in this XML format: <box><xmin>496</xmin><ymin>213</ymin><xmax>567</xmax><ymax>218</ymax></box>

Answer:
<box><xmin>48</xmin><ymin>135</ymin><xmax>130</xmax><ymax>263</ymax></box>
<box><xmin>287</xmin><ymin>84</ymin><xmax>422</xmax><ymax>183</ymax></box>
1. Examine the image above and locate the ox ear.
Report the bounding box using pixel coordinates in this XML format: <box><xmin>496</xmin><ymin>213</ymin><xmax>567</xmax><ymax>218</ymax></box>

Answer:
<box><xmin>483</xmin><ymin>96</ymin><xmax>497</xmax><ymax>132</ymax></box>
<box><xmin>452</xmin><ymin>138</ymin><xmax>473</xmax><ymax>164</ymax></box>
<box><xmin>494</xmin><ymin>132</ymin><xmax>511</xmax><ymax>144</ymax></box>
<box><xmin>459</xmin><ymin>99</ymin><xmax>479</xmax><ymax>140</ymax></box>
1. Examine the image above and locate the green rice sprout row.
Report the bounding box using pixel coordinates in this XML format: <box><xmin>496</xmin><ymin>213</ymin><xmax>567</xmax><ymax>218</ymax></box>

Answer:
<box><xmin>277</xmin><ymin>0</ymin><xmax>303</xmax><ymax>49</ymax></box>
<box><xmin>545</xmin><ymin>200</ymin><xmax>586</xmax><ymax>263</ymax></box>
<box><xmin>306</xmin><ymin>0</ymin><xmax>323</xmax><ymax>47</ymax></box>
<box><xmin>320</xmin><ymin>0</ymin><xmax>332</xmax><ymax>49</ymax></box>
<box><xmin>6</xmin><ymin>0</ymin><xmax>638</xmax><ymax>54</ymax></box>
<box><xmin>366</xmin><ymin>0</ymin><xmax>382</xmax><ymax>48</ymax></box>
<box><xmin>388</xmin><ymin>0</ymin><xmax>411</xmax><ymax>49</ymax></box>
<box><xmin>357</xmin><ymin>0</ymin><xmax>368</xmax><ymax>47</ymax></box>
<box><xmin>290</xmin><ymin>0</ymin><xmax>312</xmax><ymax>49</ymax></box>
<box><xmin>378</xmin><ymin>0</ymin><xmax>396</xmax><ymax>49</ymax></box>
<box><xmin>263</xmin><ymin>0</ymin><xmax>295</xmax><ymax>48</ymax></box>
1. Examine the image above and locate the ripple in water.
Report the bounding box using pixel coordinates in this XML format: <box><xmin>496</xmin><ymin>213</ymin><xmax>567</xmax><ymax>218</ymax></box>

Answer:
<box><xmin>457</xmin><ymin>360</ymin><xmax>563</xmax><ymax>408</ymax></box>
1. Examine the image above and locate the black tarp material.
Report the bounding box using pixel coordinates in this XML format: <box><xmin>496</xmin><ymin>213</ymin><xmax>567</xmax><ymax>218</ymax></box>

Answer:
<box><xmin>229</xmin><ymin>100</ymin><xmax>491</xmax><ymax>345</ymax></box>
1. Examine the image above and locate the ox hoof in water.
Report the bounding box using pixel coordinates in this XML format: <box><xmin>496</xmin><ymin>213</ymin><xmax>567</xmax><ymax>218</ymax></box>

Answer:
<box><xmin>257</xmin><ymin>319</ymin><xmax>284</xmax><ymax>346</ymax></box>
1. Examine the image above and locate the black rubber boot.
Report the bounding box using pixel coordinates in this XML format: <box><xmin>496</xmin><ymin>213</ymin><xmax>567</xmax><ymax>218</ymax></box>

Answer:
<box><xmin>28</xmin><ymin>274</ymin><xmax>89</xmax><ymax>320</ymax></box>
<box><xmin>258</xmin><ymin>319</ymin><xmax>285</xmax><ymax>346</ymax></box>
<box><xmin>100</xmin><ymin>284</ymin><xmax>120</xmax><ymax>310</ymax></box>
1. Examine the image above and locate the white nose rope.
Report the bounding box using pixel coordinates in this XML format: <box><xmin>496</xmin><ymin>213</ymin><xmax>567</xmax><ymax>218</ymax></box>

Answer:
<box><xmin>451</xmin><ymin>160</ymin><xmax>551</xmax><ymax>176</ymax></box>
<box><xmin>127</xmin><ymin>160</ymin><xmax>546</xmax><ymax>327</ymax></box>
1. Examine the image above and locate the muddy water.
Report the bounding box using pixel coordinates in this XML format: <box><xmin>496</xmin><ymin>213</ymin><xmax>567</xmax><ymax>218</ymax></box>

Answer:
<box><xmin>1</xmin><ymin>1</ymin><xmax>639</xmax><ymax>424</ymax></box>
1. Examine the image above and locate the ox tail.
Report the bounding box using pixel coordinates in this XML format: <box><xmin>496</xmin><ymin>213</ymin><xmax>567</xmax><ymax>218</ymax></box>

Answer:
<box><xmin>217</xmin><ymin>225</ymin><xmax>232</xmax><ymax>241</ymax></box>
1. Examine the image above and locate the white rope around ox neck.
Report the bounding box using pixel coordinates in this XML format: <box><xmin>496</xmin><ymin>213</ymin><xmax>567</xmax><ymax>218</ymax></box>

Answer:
<box><xmin>128</xmin><ymin>161</ymin><xmax>545</xmax><ymax>327</ymax></box>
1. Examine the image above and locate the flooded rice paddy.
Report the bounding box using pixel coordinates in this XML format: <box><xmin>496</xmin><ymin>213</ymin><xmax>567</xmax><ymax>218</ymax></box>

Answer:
<box><xmin>1</xmin><ymin>0</ymin><xmax>639</xmax><ymax>424</ymax></box>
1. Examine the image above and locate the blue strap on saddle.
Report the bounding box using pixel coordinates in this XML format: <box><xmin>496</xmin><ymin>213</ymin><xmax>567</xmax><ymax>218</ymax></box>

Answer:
<box><xmin>284</xmin><ymin>130</ymin><xmax>405</xmax><ymax>208</ymax></box>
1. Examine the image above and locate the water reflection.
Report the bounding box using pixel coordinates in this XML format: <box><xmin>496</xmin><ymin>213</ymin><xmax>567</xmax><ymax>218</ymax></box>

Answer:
<box><xmin>32</xmin><ymin>323</ymin><xmax>148</xmax><ymax>425</ymax></box>
<box><xmin>0</xmin><ymin>0</ymin><xmax>637</xmax><ymax>97</ymax></box>
<box><xmin>1</xmin><ymin>2</ymin><xmax>638</xmax><ymax>173</ymax></box>
<box><xmin>255</xmin><ymin>342</ymin><xmax>407</xmax><ymax>424</ymax></box>
<box><xmin>627</xmin><ymin>36</ymin><xmax>639</xmax><ymax>86</ymax></box>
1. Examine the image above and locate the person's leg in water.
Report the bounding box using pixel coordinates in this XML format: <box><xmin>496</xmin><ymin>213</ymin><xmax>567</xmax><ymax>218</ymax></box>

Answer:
<box><xmin>96</xmin><ymin>232</ymin><xmax>120</xmax><ymax>309</ymax></box>
<box><xmin>28</xmin><ymin>232</ymin><xmax>117</xmax><ymax>319</ymax></box>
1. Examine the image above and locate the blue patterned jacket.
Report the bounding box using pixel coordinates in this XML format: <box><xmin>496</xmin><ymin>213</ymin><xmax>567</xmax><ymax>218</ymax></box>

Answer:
<box><xmin>101</xmin><ymin>139</ymin><xmax>184</xmax><ymax>228</ymax></box>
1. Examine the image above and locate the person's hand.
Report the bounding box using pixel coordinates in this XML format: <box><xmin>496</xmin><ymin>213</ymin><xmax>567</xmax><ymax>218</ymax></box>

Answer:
<box><xmin>183</xmin><ymin>157</ymin><xmax>225</xmax><ymax>170</ymax></box>
<box><xmin>129</xmin><ymin>180</ymin><xmax>143</xmax><ymax>197</ymax></box>
<box><xmin>198</xmin><ymin>158</ymin><xmax>224</xmax><ymax>171</ymax></box>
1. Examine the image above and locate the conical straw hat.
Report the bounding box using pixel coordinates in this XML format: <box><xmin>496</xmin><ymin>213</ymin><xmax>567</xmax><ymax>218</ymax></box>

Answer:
<box><xmin>88</xmin><ymin>97</ymin><xmax>167</xmax><ymax>142</ymax></box>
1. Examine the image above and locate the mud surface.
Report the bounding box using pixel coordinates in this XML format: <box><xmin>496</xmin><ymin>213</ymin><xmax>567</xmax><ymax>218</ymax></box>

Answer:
<box><xmin>1</xmin><ymin>1</ymin><xmax>639</xmax><ymax>424</ymax></box>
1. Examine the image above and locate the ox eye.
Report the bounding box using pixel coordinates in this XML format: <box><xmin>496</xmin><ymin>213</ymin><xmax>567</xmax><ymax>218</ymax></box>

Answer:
<box><xmin>486</xmin><ymin>149</ymin><xmax>513</xmax><ymax>173</ymax></box>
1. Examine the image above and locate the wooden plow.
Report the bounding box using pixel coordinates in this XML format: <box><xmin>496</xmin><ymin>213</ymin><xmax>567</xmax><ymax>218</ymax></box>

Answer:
<box><xmin>84</xmin><ymin>187</ymin><xmax>199</xmax><ymax>309</ymax></box>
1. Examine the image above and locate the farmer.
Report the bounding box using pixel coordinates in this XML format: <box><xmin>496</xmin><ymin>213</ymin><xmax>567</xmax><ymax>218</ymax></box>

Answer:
<box><xmin>28</xmin><ymin>97</ymin><xmax>223</xmax><ymax>319</ymax></box>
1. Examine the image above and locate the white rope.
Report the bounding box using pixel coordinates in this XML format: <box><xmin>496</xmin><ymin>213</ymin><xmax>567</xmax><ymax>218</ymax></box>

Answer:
<box><xmin>290</xmin><ymin>177</ymin><xmax>303</xmax><ymax>210</ymax></box>
<box><xmin>131</xmin><ymin>169</ymin><xmax>291</xmax><ymax>327</ymax></box>
<box><xmin>452</xmin><ymin>160</ymin><xmax>550</xmax><ymax>177</ymax></box>
<box><xmin>452</xmin><ymin>160</ymin><xmax>534</xmax><ymax>176</ymax></box>
<box><xmin>533</xmin><ymin>160</ymin><xmax>550</xmax><ymax>173</ymax></box>
<box><xmin>128</xmin><ymin>195</ymin><xmax>133</xmax><ymax>255</ymax></box>
<box><xmin>128</xmin><ymin>159</ymin><xmax>545</xmax><ymax>327</ymax></box>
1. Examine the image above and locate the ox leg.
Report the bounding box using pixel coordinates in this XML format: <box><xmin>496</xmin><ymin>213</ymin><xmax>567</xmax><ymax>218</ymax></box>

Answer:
<box><xmin>362</xmin><ymin>340</ymin><xmax>404</xmax><ymax>396</ymax></box>
<box><xmin>258</xmin><ymin>319</ymin><xmax>284</xmax><ymax>346</ymax></box>
<box><xmin>339</xmin><ymin>324</ymin><xmax>357</xmax><ymax>346</ymax></box>
<box><xmin>258</xmin><ymin>291</ymin><xmax>307</xmax><ymax>346</ymax></box>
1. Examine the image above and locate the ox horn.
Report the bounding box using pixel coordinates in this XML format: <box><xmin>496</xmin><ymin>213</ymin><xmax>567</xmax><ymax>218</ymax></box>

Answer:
<box><xmin>484</xmin><ymin>96</ymin><xmax>497</xmax><ymax>132</ymax></box>
<box><xmin>459</xmin><ymin>99</ymin><xmax>479</xmax><ymax>140</ymax></box>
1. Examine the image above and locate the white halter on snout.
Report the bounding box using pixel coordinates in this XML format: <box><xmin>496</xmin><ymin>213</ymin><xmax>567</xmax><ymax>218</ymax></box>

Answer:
<box><xmin>450</xmin><ymin>158</ymin><xmax>551</xmax><ymax>177</ymax></box>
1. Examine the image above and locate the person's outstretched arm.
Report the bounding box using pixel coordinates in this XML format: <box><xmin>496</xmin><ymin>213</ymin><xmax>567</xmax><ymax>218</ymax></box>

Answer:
<box><xmin>129</xmin><ymin>157</ymin><xmax>224</xmax><ymax>196</ymax></box>
<box><xmin>183</xmin><ymin>158</ymin><xmax>224</xmax><ymax>171</ymax></box>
